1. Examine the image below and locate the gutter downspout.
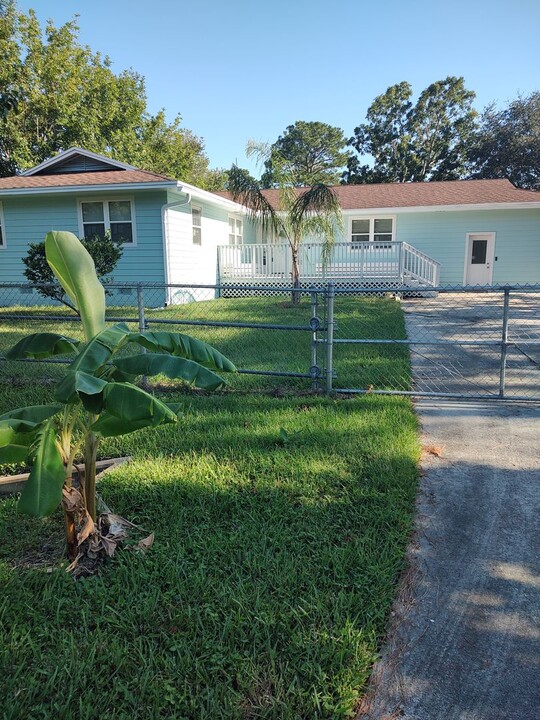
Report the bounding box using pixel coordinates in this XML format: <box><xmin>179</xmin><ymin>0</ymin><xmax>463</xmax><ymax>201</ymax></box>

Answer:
<box><xmin>161</xmin><ymin>186</ymin><xmax>191</xmax><ymax>305</ymax></box>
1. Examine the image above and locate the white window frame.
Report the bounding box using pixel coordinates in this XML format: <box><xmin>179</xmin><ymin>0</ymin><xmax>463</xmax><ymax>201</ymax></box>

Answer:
<box><xmin>192</xmin><ymin>205</ymin><xmax>202</xmax><ymax>246</ymax></box>
<box><xmin>77</xmin><ymin>196</ymin><xmax>137</xmax><ymax>247</ymax></box>
<box><xmin>0</xmin><ymin>202</ymin><xmax>6</xmax><ymax>249</ymax></box>
<box><xmin>228</xmin><ymin>215</ymin><xmax>243</xmax><ymax>245</ymax></box>
<box><xmin>349</xmin><ymin>215</ymin><xmax>396</xmax><ymax>245</ymax></box>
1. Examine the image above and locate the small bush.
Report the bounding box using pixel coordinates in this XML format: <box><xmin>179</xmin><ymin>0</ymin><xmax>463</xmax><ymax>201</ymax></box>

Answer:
<box><xmin>22</xmin><ymin>231</ymin><xmax>123</xmax><ymax>309</ymax></box>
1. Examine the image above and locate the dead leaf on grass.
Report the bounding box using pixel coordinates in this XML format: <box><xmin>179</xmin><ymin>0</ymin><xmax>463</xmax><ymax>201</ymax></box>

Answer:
<box><xmin>134</xmin><ymin>532</ymin><xmax>154</xmax><ymax>552</ymax></box>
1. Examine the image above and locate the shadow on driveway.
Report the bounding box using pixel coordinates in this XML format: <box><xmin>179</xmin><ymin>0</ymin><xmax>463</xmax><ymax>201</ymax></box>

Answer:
<box><xmin>357</xmin><ymin>400</ymin><xmax>540</xmax><ymax>720</ymax></box>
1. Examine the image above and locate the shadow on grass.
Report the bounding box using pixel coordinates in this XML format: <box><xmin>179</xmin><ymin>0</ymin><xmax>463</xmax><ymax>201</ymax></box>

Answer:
<box><xmin>0</xmin><ymin>393</ymin><xmax>419</xmax><ymax>720</ymax></box>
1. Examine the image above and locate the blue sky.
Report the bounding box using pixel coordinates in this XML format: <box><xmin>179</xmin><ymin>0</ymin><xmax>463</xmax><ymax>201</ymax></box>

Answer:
<box><xmin>16</xmin><ymin>0</ymin><xmax>540</xmax><ymax>175</ymax></box>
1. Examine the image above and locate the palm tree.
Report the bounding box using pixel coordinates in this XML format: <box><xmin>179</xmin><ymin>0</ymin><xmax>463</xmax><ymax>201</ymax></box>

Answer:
<box><xmin>228</xmin><ymin>142</ymin><xmax>342</xmax><ymax>304</ymax></box>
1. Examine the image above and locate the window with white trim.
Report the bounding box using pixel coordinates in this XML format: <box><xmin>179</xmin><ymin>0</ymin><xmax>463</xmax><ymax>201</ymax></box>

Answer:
<box><xmin>80</xmin><ymin>199</ymin><xmax>135</xmax><ymax>244</ymax></box>
<box><xmin>228</xmin><ymin>216</ymin><xmax>243</xmax><ymax>245</ymax></box>
<box><xmin>0</xmin><ymin>203</ymin><xmax>5</xmax><ymax>248</ymax></box>
<box><xmin>350</xmin><ymin>217</ymin><xmax>394</xmax><ymax>245</ymax></box>
<box><xmin>192</xmin><ymin>207</ymin><xmax>202</xmax><ymax>245</ymax></box>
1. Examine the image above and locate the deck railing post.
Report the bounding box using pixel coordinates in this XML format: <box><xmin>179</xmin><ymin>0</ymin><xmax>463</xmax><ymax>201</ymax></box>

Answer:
<box><xmin>499</xmin><ymin>288</ymin><xmax>510</xmax><ymax>398</ymax></box>
<box><xmin>325</xmin><ymin>282</ymin><xmax>335</xmax><ymax>395</ymax></box>
<box><xmin>398</xmin><ymin>243</ymin><xmax>405</xmax><ymax>283</ymax></box>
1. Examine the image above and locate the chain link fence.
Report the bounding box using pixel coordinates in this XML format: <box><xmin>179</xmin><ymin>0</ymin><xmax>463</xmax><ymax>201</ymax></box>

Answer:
<box><xmin>1</xmin><ymin>281</ymin><xmax>539</xmax><ymax>401</ymax></box>
<box><xmin>331</xmin><ymin>285</ymin><xmax>540</xmax><ymax>401</ymax></box>
<box><xmin>0</xmin><ymin>282</ymin><xmax>323</xmax><ymax>393</ymax></box>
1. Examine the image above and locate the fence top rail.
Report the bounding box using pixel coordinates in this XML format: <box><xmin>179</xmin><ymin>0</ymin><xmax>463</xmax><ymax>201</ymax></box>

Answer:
<box><xmin>2</xmin><ymin>281</ymin><xmax>540</xmax><ymax>294</ymax></box>
<box><xmin>333</xmin><ymin>283</ymin><xmax>540</xmax><ymax>294</ymax></box>
<box><xmin>0</xmin><ymin>281</ymin><xmax>320</xmax><ymax>292</ymax></box>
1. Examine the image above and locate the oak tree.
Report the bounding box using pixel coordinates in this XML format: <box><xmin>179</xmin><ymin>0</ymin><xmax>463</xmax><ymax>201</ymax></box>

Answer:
<box><xmin>343</xmin><ymin>77</ymin><xmax>477</xmax><ymax>184</ymax></box>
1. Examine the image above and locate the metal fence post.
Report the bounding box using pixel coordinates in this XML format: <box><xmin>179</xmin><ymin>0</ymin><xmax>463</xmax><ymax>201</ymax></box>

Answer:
<box><xmin>310</xmin><ymin>287</ymin><xmax>319</xmax><ymax>391</ymax></box>
<box><xmin>498</xmin><ymin>288</ymin><xmax>510</xmax><ymax>398</ymax></box>
<box><xmin>326</xmin><ymin>282</ymin><xmax>335</xmax><ymax>395</ymax></box>
<box><xmin>136</xmin><ymin>283</ymin><xmax>148</xmax><ymax>387</ymax></box>
<box><xmin>137</xmin><ymin>283</ymin><xmax>146</xmax><ymax>334</ymax></box>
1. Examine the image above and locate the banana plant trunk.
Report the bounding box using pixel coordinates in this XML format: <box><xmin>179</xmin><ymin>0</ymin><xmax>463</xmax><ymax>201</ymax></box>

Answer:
<box><xmin>63</xmin><ymin>503</ymin><xmax>78</xmax><ymax>561</ymax></box>
<box><xmin>84</xmin><ymin>429</ymin><xmax>99</xmax><ymax>521</ymax></box>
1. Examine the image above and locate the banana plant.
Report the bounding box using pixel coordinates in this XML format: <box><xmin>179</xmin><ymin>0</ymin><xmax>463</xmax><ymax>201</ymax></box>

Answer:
<box><xmin>2</xmin><ymin>231</ymin><xmax>236</xmax><ymax>571</ymax></box>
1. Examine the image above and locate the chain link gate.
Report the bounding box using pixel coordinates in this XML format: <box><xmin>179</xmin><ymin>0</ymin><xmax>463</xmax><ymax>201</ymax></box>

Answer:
<box><xmin>327</xmin><ymin>285</ymin><xmax>540</xmax><ymax>401</ymax></box>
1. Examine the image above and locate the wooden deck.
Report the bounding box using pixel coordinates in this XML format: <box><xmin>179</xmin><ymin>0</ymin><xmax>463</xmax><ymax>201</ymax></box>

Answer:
<box><xmin>217</xmin><ymin>242</ymin><xmax>440</xmax><ymax>288</ymax></box>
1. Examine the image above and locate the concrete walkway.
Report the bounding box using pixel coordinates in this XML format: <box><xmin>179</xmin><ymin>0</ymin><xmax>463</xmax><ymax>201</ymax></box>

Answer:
<box><xmin>358</xmin><ymin>400</ymin><xmax>540</xmax><ymax>720</ymax></box>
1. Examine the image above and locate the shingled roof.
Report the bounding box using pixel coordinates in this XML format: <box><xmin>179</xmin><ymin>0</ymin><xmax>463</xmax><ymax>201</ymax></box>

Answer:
<box><xmin>216</xmin><ymin>179</ymin><xmax>539</xmax><ymax>210</ymax></box>
<box><xmin>0</xmin><ymin>169</ymin><xmax>176</xmax><ymax>191</ymax></box>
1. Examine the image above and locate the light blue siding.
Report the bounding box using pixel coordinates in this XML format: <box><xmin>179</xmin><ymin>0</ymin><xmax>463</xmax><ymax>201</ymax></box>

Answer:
<box><xmin>0</xmin><ymin>190</ymin><xmax>168</xmax><ymax>285</ymax></box>
<box><xmin>395</xmin><ymin>209</ymin><xmax>540</xmax><ymax>284</ymax></box>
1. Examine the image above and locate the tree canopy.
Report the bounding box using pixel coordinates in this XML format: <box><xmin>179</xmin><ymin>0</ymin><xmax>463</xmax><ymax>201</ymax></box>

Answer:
<box><xmin>343</xmin><ymin>77</ymin><xmax>477</xmax><ymax>184</ymax></box>
<box><xmin>468</xmin><ymin>92</ymin><xmax>540</xmax><ymax>190</ymax></box>
<box><xmin>0</xmin><ymin>3</ymin><xmax>226</xmax><ymax>188</ymax></box>
<box><xmin>261</xmin><ymin>121</ymin><xmax>350</xmax><ymax>188</ymax></box>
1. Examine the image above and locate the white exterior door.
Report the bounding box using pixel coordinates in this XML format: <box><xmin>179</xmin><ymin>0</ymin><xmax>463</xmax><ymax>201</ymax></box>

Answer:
<box><xmin>465</xmin><ymin>233</ymin><xmax>495</xmax><ymax>286</ymax></box>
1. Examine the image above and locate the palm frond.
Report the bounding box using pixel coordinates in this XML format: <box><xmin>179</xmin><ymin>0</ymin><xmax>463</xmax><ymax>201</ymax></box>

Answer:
<box><xmin>290</xmin><ymin>184</ymin><xmax>343</xmax><ymax>267</ymax></box>
<box><xmin>246</xmin><ymin>140</ymin><xmax>273</xmax><ymax>168</ymax></box>
<box><xmin>290</xmin><ymin>183</ymin><xmax>341</xmax><ymax>226</ymax></box>
<box><xmin>228</xmin><ymin>164</ymin><xmax>280</xmax><ymax>237</ymax></box>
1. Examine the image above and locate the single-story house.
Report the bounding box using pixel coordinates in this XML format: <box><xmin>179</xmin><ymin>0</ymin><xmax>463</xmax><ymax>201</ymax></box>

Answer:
<box><xmin>0</xmin><ymin>147</ymin><xmax>538</xmax><ymax>304</ymax></box>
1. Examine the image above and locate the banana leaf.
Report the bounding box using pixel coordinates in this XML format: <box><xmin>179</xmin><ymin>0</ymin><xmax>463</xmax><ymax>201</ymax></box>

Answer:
<box><xmin>69</xmin><ymin>323</ymin><xmax>131</xmax><ymax>375</ymax></box>
<box><xmin>0</xmin><ymin>409</ymin><xmax>61</xmax><ymax>464</ymax></box>
<box><xmin>55</xmin><ymin>371</ymin><xmax>108</xmax><ymax>409</ymax></box>
<box><xmin>128</xmin><ymin>331</ymin><xmax>236</xmax><ymax>372</ymax></box>
<box><xmin>0</xmin><ymin>443</ymin><xmax>30</xmax><ymax>464</ymax></box>
<box><xmin>0</xmin><ymin>405</ymin><xmax>62</xmax><ymax>423</ymax></box>
<box><xmin>0</xmin><ymin>418</ymin><xmax>41</xmax><ymax>445</ymax></box>
<box><xmin>45</xmin><ymin>231</ymin><xmax>106</xmax><ymax>342</ymax></box>
<box><xmin>112</xmin><ymin>353</ymin><xmax>225</xmax><ymax>391</ymax></box>
<box><xmin>0</xmin><ymin>423</ymin><xmax>36</xmax><ymax>463</ymax></box>
<box><xmin>6</xmin><ymin>333</ymin><xmax>80</xmax><ymax>360</ymax></box>
<box><xmin>92</xmin><ymin>382</ymin><xmax>179</xmax><ymax>437</ymax></box>
<box><xmin>18</xmin><ymin>419</ymin><xmax>65</xmax><ymax>517</ymax></box>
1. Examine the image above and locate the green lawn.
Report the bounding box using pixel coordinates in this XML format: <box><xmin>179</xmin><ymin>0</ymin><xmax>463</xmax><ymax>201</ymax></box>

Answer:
<box><xmin>0</xmin><ymin>386</ymin><xmax>419</xmax><ymax>719</ymax></box>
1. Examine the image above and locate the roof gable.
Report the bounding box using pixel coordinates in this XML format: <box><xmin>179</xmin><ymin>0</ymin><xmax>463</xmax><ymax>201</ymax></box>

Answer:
<box><xmin>22</xmin><ymin>148</ymin><xmax>136</xmax><ymax>176</ymax></box>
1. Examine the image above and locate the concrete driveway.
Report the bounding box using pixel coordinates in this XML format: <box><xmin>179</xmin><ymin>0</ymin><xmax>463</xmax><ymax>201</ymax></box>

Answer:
<box><xmin>357</xmin><ymin>400</ymin><xmax>540</xmax><ymax>720</ymax></box>
<box><xmin>401</xmin><ymin>292</ymin><xmax>540</xmax><ymax>400</ymax></box>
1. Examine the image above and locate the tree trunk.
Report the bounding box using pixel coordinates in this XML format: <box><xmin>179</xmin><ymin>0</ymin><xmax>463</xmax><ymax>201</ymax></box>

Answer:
<box><xmin>291</xmin><ymin>247</ymin><xmax>301</xmax><ymax>305</ymax></box>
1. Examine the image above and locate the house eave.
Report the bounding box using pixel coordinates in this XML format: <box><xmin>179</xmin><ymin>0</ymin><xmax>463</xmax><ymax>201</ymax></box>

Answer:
<box><xmin>174</xmin><ymin>181</ymin><xmax>246</xmax><ymax>211</ymax></box>
<box><xmin>341</xmin><ymin>202</ymin><xmax>540</xmax><ymax>214</ymax></box>
<box><xmin>0</xmin><ymin>181</ymin><xmax>179</xmax><ymax>197</ymax></box>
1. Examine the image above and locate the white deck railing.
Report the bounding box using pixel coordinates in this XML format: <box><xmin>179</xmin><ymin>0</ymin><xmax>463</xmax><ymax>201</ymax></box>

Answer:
<box><xmin>217</xmin><ymin>242</ymin><xmax>440</xmax><ymax>286</ymax></box>
<box><xmin>401</xmin><ymin>242</ymin><xmax>441</xmax><ymax>286</ymax></box>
